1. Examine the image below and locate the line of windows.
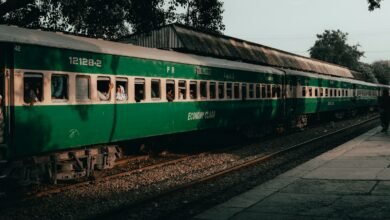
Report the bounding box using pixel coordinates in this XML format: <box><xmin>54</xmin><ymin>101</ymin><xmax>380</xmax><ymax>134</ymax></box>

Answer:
<box><xmin>300</xmin><ymin>86</ymin><xmax>378</xmax><ymax>98</ymax></box>
<box><xmin>23</xmin><ymin>72</ymin><xmax>283</xmax><ymax>104</ymax></box>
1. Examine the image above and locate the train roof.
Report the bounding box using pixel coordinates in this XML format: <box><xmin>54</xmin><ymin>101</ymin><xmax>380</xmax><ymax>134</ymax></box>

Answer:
<box><xmin>285</xmin><ymin>69</ymin><xmax>379</xmax><ymax>87</ymax></box>
<box><xmin>0</xmin><ymin>25</ymin><xmax>284</xmax><ymax>76</ymax></box>
<box><xmin>125</xmin><ymin>24</ymin><xmax>354</xmax><ymax>79</ymax></box>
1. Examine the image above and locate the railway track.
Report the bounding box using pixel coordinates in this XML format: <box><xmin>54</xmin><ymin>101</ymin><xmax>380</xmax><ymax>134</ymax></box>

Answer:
<box><xmin>95</xmin><ymin>116</ymin><xmax>379</xmax><ymax>220</ymax></box>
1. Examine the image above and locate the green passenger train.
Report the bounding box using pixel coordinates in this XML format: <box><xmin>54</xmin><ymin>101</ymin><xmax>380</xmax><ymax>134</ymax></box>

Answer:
<box><xmin>0</xmin><ymin>25</ymin><xmax>388</xmax><ymax>182</ymax></box>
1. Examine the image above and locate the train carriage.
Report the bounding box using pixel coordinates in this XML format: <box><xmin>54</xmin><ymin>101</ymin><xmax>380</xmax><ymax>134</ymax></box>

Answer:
<box><xmin>0</xmin><ymin>25</ymin><xmax>387</xmax><ymax>183</ymax></box>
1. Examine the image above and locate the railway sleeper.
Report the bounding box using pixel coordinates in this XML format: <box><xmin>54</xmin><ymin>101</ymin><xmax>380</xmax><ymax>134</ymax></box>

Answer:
<box><xmin>0</xmin><ymin>145</ymin><xmax>123</xmax><ymax>186</ymax></box>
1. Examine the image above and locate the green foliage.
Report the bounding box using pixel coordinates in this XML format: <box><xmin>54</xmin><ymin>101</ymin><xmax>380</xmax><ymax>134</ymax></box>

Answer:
<box><xmin>372</xmin><ymin>61</ymin><xmax>390</xmax><ymax>85</ymax></box>
<box><xmin>309</xmin><ymin>30</ymin><xmax>364</xmax><ymax>70</ymax></box>
<box><xmin>368</xmin><ymin>0</ymin><xmax>382</xmax><ymax>11</ymax></box>
<box><xmin>169</xmin><ymin>0</ymin><xmax>225</xmax><ymax>34</ymax></box>
<box><xmin>0</xmin><ymin>0</ymin><xmax>225</xmax><ymax>39</ymax></box>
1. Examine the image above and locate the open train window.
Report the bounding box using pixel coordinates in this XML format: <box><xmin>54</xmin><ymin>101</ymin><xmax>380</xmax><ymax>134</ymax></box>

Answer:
<box><xmin>190</xmin><ymin>81</ymin><xmax>197</xmax><ymax>99</ymax></box>
<box><xmin>76</xmin><ymin>75</ymin><xmax>90</xmax><ymax>101</ymax></box>
<box><xmin>116</xmin><ymin>78</ymin><xmax>128</xmax><ymax>101</ymax></box>
<box><xmin>226</xmin><ymin>83</ymin><xmax>232</xmax><ymax>99</ymax></box>
<box><xmin>272</xmin><ymin>85</ymin><xmax>281</xmax><ymax>98</ymax></box>
<box><xmin>200</xmin><ymin>81</ymin><xmax>207</xmax><ymax>99</ymax></box>
<box><xmin>178</xmin><ymin>80</ymin><xmax>187</xmax><ymax>100</ymax></box>
<box><xmin>151</xmin><ymin>79</ymin><xmax>161</xmax><ymax>100</ymax></box>
<box><xmin>325</xmin><ymin>88</ymin><xmax>328</xmax><ymax>97</ymax></box>
<box><xmin>135</xmin><ymin>78</ymin><xmax>145</xmax><ymax>102</ymax></box>
<box><xmin>302</xmin><ymin>87</ymin><xmax>306</xmax><ymax>97</ymax></box>
<box><xmin>218</xmin><ymin>82</ymin><xmax>225</xmax><ymax>99</ymax></box>
<box><xmin>315</xmin><ymin>88</ymin><xmax>318</xmax><ymax>97</ymax></box>
<box><xmin>330</xmin><ymin>89</ymin><xmax>333</xmax><ymax>97</ymax></box>
<box><xmin>308</xmin><ymin>87</ymin><xmax>313</xmax><ymax>97</ymax></box>
<box><xmin>210</xmin><ymin>82</ymin><xmax>216</xmax><ymax>99</ymax></box>
<box><xmin>338</xmin><ymin>89</ymin><xmax>341</xmax><ymax>97</ymax></box>
<box><xmin>51</xmin><ymin>74</ymin><xmax>68</xmax><ymax>101</ymax></box>
<box><xmin>24</xmin><ymin>73</ymin><xmax>43</xmax><ymax>104</ymax></box>
<box><xmin>261</xmin><ymin>84</ymin><xmax>266</xmax><ymax>98</ymax></box>
<box><xmin>249</xmin><ymin>84</ymin><xmax>254</xmax><ymax>98</ymax></box>
<box><xmin>267</xmin><ymin>85</ymin><xmax>272</xmax><ymax>98</ymax></box>
<box><xmin>320</xmin><ymin>88</ymin><xmax>324</xmax><ymax>97</ymax></box>
<box><xmin>234</xmin><ymin>83</ymin><xmax>240</xmax><ymax>99</ymax></box>
<box><xmin>242</xmin><ymin>83</ymin><xmax>247</xmax><ymax>100</ymax></box>
<box><xmin>166</xmin><ymin>80</ymin><xmax>175</xmax><ymax>102</ymax></box>
<box><xmin>256</xmin><ymin>84</ymin><xmax>261</xmax><ymax>98</ymax></box>
<box><xmin>97</xmin><ymin>76</ymin><xmax>111</xmax><ymax>101</ymax></box>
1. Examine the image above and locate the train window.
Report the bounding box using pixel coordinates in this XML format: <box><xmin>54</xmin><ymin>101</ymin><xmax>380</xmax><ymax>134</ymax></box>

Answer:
<box><xmin>97</xmin><ymin>76</ymin><xmax>111</xmax><ymax>101</ymax></box>
<box><xmin>190</xmin><ymin>81</ymin><xmax>197</xmax><ymax>99</ymax></box>
<box><xmin>325</xmin><ymin>88</ymin><xmax>328</xmax><ymax>97</ymax></box>
<box><xmin>234</xmin><ymin>83</ymin><xmax>240</xmax><ymax>99</ymax></box>
<box><xmin>276</xmin><ymin>85</ymin><xmax>282</xmax><ymax>98</ymax></box>
<box><xmin>302</xmin><ymin>87</ymin><xmax>306</xmax><ymax>97</ymax></box>
<box><xmin>151</xmin><ymin>79</ymin><xmax>161</xmax><ymax>99</ymax></box>
<box><xmin>272</xmin><ymin>85</ymin><xmax>281</xmax><ymax>98</ymax></box>
<box><xmin>166</xmin><ymin>80</ymin><xmax>175</xmax><ymax>102</ymax></box>
<box><xmin>272</xmin><ymin>85</ymin><xmax>277</xmax><ymax>98</ymax></box>
<box><xmin>218</xmin><ymin>82</ymin><xmax>225</xmax><ymax>99</ymax></box>
<box><xmin>249</xmin><ymin>84</ymin><xmax>255</xmax><ymax>98</ymax></box>
<box><xmin>200</xmin><ymin>81</ymin><xmax>207</xmax><ymax>99</ymax></box>
<box><xmin>242</xmin><ymin>83</ymin><xmax>247</xmax><ymax>99</ymax></box>
<box><xmin>210</xmin><ymin>82</ymin><xmax>216</xmax><ymax>99</ymax></box>
<box><xmin>226</xmin><ymin>83</ymin><xmax>232</xmax><ymax>99</ymax></box>
<box><xmin>320</xmin><ymin>88</ymin><xmax>324</xmax><ymax>97</ymax></box>
<box><xmin>261</xmin><ymin>84</ymin><xmax>266</xmax><ymax>98</ymax></box>
<box><xmin>24</xmin><ymin>73</ymin><xmax>43</xmax><ymax>104</ymax></box>
<box><xmin>329</xmin><ymin>89</ymin><xmax>333</xmax><ymax>97</ymax></box>
<box><xmin>256</xmin><ymin>84</ymin><xmax>261</xmax><ymax>98</ymax></box>
<box><xmin>51</xmin><ymin>74</ymin><xmax>68</xmax><ymax>100</ymax></box>
<box><xmin>315</xmin><ymin>88</ymin><xmax>318</xmax><ymax>97</ymax></box>
<box><xmin>267</xmin><ymin>84</ymin><xmax>272</xmax><ymax>98</ymax></box>
<box><xmin>308</xmin><ymin>87</ymin><xmax>313</xmax><ymax>97</ymax></box>
<box><xmin>178</xmin><ymin>80</ymin><xmax>187</xmax><ymax>100</ymax></box>
<box><xmin>135</xmin><ymin>78</ymin><xmax>145</xmax><ymax>102</ymax></box>
<box><xmin>76</xmin><ymin>75</ymin><xmax>90</xmax><ymax>101</ymax></box>
<box><xmin>116</xmin><ymin>78</ymin><xmax>128</xmax><ymax>101</ymax></box>
<box><xmin>338</xmin><ymin>89</ymin><xmax>341</xmax><ymax>97</ymax></box>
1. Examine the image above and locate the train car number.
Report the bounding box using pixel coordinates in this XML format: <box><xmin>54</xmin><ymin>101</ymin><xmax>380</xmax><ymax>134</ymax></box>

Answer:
<box><xmin>69</xmin><ymin>57</ymin><xmax>102</xmax><ymax>68</ymax></box>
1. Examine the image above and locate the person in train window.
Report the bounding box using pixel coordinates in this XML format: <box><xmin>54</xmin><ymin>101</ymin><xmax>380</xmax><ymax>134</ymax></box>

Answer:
<box><xmin>135</xmin><ymin>89</ymin><xmax>143</xmax><ymax>102</ymax></box>
<box><xmin>52</xmin><ymin>76</ymin><xmax>65</xmax><ymax>99</ymax></box>
<box><xmin>167</xmin><ymin>88</ymin><xmax>174</xmax><ymax>102</ymax></box>
<box><xmin>116</xmin><ymin>85</ymin><xmax>127</xmax><ymax>101</ymax></box>
<box><xmin>179</xmin><ymin>89</ymin><xmax>185</xmax><ymax>99</ymax></box>
<box><xmin>98</xmin><ymin>83</ymin><xmax>113</xmax><ymax>101</ymax></box>
<box><xmin>378</xmin><ymin>89</ymin><xmax>390</xmax><ymax>132</ymax></box>
<box><xmin>24</xmin><ymin>81</ymin><xmax>40</xmax><ymax>105</ymax></box>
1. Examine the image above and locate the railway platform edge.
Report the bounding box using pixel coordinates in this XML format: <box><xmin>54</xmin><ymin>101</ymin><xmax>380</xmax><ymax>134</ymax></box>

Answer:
<box><xmin>194</xmin><ymin>126</ymin><xmax>390</xmax><ymax>220</ymax></box>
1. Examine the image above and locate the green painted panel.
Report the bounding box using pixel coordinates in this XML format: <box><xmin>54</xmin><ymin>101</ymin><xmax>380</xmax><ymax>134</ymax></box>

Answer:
<box><xmin>10</xmin><ymin>100</ymin><xmax>284</xmax><ymax>158</ymax></box>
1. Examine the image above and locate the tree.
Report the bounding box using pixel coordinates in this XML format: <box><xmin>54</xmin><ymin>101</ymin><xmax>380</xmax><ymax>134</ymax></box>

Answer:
<box><xmin>127</xmin><ymin>0</ymin><xmax>168</xmax><ymax>34</ymax></box>
<box><xmin>372</xmin><ymin>61</ymin><xmax>390</xmax><ymax>85</ymax></box>
<box><xmin>168</xmin><ymin>0</ymin><xmax>225</xmax><ymax>34</ymax></box>
<box><xmin>309</xmin><ymin>30</ymin><xmax>364</xmax><ymax>70</ymax></box>
<box><xmin>368</xmin><ymin>0</ymin><xmax>383</xmax><ymax>11</ymax></box>
<box><xmin>0</xmin><ymin>0</ymin><xmax>225</xmax><ymax>39</ymax></box>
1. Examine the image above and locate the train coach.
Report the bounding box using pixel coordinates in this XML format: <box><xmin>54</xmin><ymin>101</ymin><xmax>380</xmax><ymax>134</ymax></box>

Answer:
<box><xmin>0</xmin><ymin>25</ymin><xmax>387</xmax><ymax>183</ymax></box>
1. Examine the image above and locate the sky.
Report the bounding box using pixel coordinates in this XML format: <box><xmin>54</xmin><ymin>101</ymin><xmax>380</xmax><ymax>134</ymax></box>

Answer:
<box><xmin>222</xmin><ymin>0</ymin><xmax>390</xmax><ymax>63</ymax></box>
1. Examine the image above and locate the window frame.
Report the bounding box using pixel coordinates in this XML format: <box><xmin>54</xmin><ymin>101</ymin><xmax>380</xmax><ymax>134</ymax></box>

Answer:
<box><xmin>51</xmin><ymin>73</ymin><xmax>69</xmax><ymax>102</ymax></box>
